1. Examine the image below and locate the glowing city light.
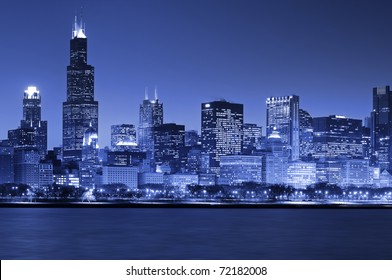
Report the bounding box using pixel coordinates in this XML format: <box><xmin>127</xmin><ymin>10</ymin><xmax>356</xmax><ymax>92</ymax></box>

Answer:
<box><xmin>24</xmin><ymin>86</ymin><xmax>39</xmax><ymax>98</ymax></box>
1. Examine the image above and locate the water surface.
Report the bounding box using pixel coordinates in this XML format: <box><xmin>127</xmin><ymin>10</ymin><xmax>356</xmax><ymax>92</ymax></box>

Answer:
<box><xmin>0</xmin><ymin>208</ymin><xmax>391</xmax><ymax>259</ymax></box>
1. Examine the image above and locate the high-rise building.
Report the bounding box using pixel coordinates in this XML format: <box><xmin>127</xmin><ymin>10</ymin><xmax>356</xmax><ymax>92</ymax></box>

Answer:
<box><xmin>243</xmin><ymin>123</ymin><xmax>262</xmax><ymax>155</ymax></box>
<box><xmin>201</xmin><ymin>100</ymin><xmax>243</xmax><ymax>174</ymax></box>
<box><xmin>111</xmin><ymin>124</ymin><xmax>136</xmax><ymax>151</ymax></box>
<box><xmin>186</xmin><ymin>145</ymin><xmax>202</xmax><ymax>174</ymax></box>
<box><xmin>13</xmin><ymin>147</ymin><xmax>40</xmax><ymax>188</ymax></box>
<box><xmin>79</xmin><ymin>125</ymin><xmax>99</xmax><ymax>189</ymax></box>
<box><xmin>371</xmin><ymin>86</ymin><xmax>392</xmax><ymax>170</ymax></box>
<box><xmin>153</xmin><ymin>123</ymin><xmax>185</xmax><ymax>173</ymax></box>
<box><xmin>8</xmin><ymin>87</ymin><xmax>48</xmax><ymax>159</ymax></box>
<box><xmin>0</xmin><ymin>141</ymin><xmax>14</xmax><ymax>184</ymax></box>
<box><xmin>264</xmin><ymin>129</ymin><xmax>288</xmax><ymax>185</ymax></box>
<box><xmin>20</xmin><ymin>86</ymin><xmax>48</xmax><ymax>158</ymax></box>
<box><xmin>63</xmin><ymin>17</ymin><xmax>98</xmax><ymax>163</ymax></box>
<box><xmin>266</xmin><ymin>95</ymin><xmax>300</xmax><ymax>160</ymax></box>
<box><xmin>312</xmin><ymin>115</ymin><xmax>362</xmax><ymax>159</ymax></box>
<box><xmin>138</xmin><ymin>89</ymin><xmax>163</xmax><ymax>159</ymax></box>
<box><xmin>299</xmin><ymin>109</ymin><xmax>313</xmax><ymax>160</ymax></box>
<box><xmin>8</xmin><ymin>127</ymin><xmax>35</xmax><ymax>148</ymax></box>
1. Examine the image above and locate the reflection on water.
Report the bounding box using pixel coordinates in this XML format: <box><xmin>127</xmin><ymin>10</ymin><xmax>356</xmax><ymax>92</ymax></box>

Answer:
<box><xmin>0</xmin><ymin>208</ymin><xmax>391</xmax><ymax>259</ymax></box>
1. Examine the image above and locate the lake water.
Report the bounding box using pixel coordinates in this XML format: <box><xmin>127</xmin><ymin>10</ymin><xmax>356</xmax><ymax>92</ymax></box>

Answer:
<box><xmin>0</xmin><ymin>208</ymin><xmax>391</xmax><ymax>259</ymax></box>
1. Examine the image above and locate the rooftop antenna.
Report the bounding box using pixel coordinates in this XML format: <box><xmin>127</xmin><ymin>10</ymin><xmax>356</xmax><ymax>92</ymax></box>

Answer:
<box><xmin>154</xmin><ymin>86</ymin><xmax>158</xmax><ymax>100</ymax></box>
<box><xmin>80</xmin><ymin>6</ymin><xmax>85</xmax><ymax>34</ymax></box>
<box><xmin>145</xmin><ymin>87</ymin><xmax>148</xmax><ymax>100</ymax></box>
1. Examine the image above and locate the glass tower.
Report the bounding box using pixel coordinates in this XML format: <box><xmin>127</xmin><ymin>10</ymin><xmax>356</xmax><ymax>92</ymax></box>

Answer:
<box><xmin>372</xmin><ymin>86</ymin><xmax>392</xmax><ymax>170</ymax></box>
<box><xmin>266</xmin><ymin>95</ymin><xmax>300</xmax><ymax>160</ymax></box>
<box><xmin>63</xmin><ymin>17</ymin><xmax>98</xmax><ymax>163</ymax></box>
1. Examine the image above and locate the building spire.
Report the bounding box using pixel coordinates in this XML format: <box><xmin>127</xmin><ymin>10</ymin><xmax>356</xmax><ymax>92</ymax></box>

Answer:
<box><xmin>72</xmin><ymin>8</ymin><xmax>86</xmax><ymax>39</ymax></box>
<box><xmin>144</xmin><ymin>87</ymin><xmax>148</xmax><ymax>100</ymax></box>
<box><xmin>154</xmin><ymin>86</ymin><xmax>158</xmax><ymax>100</ymax></box>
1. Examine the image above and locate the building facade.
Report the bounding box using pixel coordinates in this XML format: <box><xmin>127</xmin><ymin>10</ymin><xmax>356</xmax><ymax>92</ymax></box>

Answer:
<box><xmin>266</xmin><ymin>95</ymin><xmax>300</xmax><ymax>160</ymax></box>
<box><xmin>102</xmin><ymin>166</ymin><xmax>139</xmax><ymax>189</ymax></box>
<box><xmin>264</xmin><ymin>130</ymin><xmax>288</xmax><ymax>185</ymax></box>
<box><xmin>287</xmin><ymin>161</ymin><xmax>316</xmax><ymax>189</ymax></box>
<box><xmin>299</xmin><ymin>108</ymin><xmax>313</xmax><ymax>160</ymax></box>
<box><xmin>243</xmin><ymin>123</ymin><xmax>262</xmax><ymax>155</ymax></box>
<box><xmin>20</xmin><ymin>87</ymin><xmax>48</xmax><ymax>158</ymax></box>
<box><xmin>312</xmin><ymin>115</ymin><xmax>362</xmax><ymax>159</ymax></box>
<box><xmin>63</xmin><ymin>18</ymin><xmax>98</xmax><ymax>163</ymax></box>
<box><xmin>111</xmin><ymin>124</ymin><xmax>137</xmax><ymax>151</ymax></box>
<box><xmin>138</xmin><ymin>89</ymin><xmax>163</xmax><ymax>160</ymax></box>
<box><xmin>371</xmin><ymin>86</ymin><xmax>392</xmax><ymax>169</ymax></box>
<box><xmin>201</xmin><ymin>100</ymin><xmax>243</xmax><ymax>174</ymax></box>
<box><xmin>219</xmin><ymin>155</ymin><xmax>263</xmax><ymax>185</ymax></box>
<box><xmin>153</xmin><ymin>123</ymin><xmax>185</xmax><ymax>173</ymax></box>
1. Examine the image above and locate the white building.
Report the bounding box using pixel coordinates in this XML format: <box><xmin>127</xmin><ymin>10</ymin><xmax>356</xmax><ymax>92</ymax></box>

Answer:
<box><xmin>102</xmin><ymin>166</ymin><xmax>138</xmax><ymax>189</ymax></box>
<box><xmin>341</xmin><ymin>159</ymin><xmax>373</xmax><ymax>186</ymax></box>
<box><xmin>164</xmin><ymin>173</ymin><xmax>198</xmax><ymax>188</ymax></box>
<box><xmin>287</xmin><ymin>161</ymin><xmax>316</xmax><ymax>189</ymax></box>
<box><xmin>219</xmin><ymin>155</ymin><xmax>263</xmax><ymax>185</ymax></box>
<box><xmin>138</xmin><ymin>172</ymin><xmax>164</xmax><ymax>186</ymax></box>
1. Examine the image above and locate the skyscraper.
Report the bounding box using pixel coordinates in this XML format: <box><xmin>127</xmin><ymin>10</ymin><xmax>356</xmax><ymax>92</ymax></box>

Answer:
<box><xmin>21</xmin><ymin>86</ymin><xmax>48</xmax><ymax>158</ymax></box>
<box><xmin>243</xmin><ymin>123</ymin><xmax>263</xmax><ymax>154</ymax></box>
<box><xmin>8</xmin><ymin>87</ymin><xmax>47</xmax><ymax>158</ymax></box>
<box><xmin>312</xmin><ymin>115</ymin><xmax>362</xmax><ymax>159</ymax></box>
<box><xmin>63</xmin><ymin>17</ymin><xmax>98</xmax><ymax>163</ymax></box>
<box><xmin>299</xmin><ymin>108</ymin><xmax>313</xmax><ymax>160</ymax></box>
<box><xmin>266</xmin><ymin>95</ymin><xmax>300</xmax><ymax>160</ymax></box>
<box><xmin>201</xmin><ymin>100</ymin><xmax>243</xmax><ymax>174</ymax></box>
<box><xmin>371</xmin><ymin>86</ymin><xmax>392</xmax><ymax>170</ymax></box>
<box><xmin>80</xmin><ymin>125</ymin><xmax>99</xmax><ymax>189</ymax></box>
<box><xmin>138</xmin><ymin>88</ymin><xmax>163</xmax><ymax>159</ymax></box>
<box><xmin>153</xmin><ymin>123</ymin><xmax>185</xmax><ymax>173</ymax></box>
<box><xmin>263</xmin><ymin>129</ymin><xmax>288</xmax><ymax>184</ymax></box>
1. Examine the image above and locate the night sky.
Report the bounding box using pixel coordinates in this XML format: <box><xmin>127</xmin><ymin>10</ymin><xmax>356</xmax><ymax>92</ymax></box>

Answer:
<box><xmin>1</xmin><ymin>0</ymin><xmax>392</xmax><ymax>149</ymax></box>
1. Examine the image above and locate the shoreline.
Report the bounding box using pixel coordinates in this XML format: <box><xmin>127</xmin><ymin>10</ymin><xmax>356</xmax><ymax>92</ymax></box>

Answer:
<box><xmin>1</xmin><ymin>200</ymin><xmax>392</xmax><ymax>208</ymax></box>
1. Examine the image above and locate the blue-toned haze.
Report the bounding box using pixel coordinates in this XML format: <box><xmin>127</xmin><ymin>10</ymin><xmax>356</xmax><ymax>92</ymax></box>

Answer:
<box><xmin>0</xmin><ymin>0</ymin><xmax>391</xmax><ymax>148</ymax></box>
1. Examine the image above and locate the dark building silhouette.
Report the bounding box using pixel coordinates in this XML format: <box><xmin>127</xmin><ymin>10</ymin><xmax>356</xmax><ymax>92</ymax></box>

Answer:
<box><xmin>201</xmin><ymin>100</ymin><xmax>243</xmax><ymax>174</ymax></box>
<box><xmin>313</xmin><ymin>115</ymin><xmax>362</xmax><ymax>159</ymax></box>
<box><xmin>63</xmin><ymin>17</ymin><xmax>98</xmax><ymax>163</ymax></box>
<box><xmin>299</xmin><ymin>108</ymin><xmax>313</xmax><ymax>160</ymax></box>
<box><xmin>107</xmin><ymin>150</ymin><xmax>146</xmax><ymax>166</ymax></box>
<box><xmin>153</xmin><ymin>123</ymin><xmax>185</xmax><ymax>173</ymax></box>
<box><xmin>371</xmin><ymin>86</ymin><xmax>392</xmax><ymax>169</ymax></box>
<box><xmin>8</xmin><ymin>127</ymin><xmax>35</xmax><ymax>148</ymax></box>
<box><xmin>243</xmin><ymin>123</ymin><xmax>262</xmax><ymax>155</ymax></box>
<box><xmin>0</xmin><ymin>140</ymin><xmax>14</xmax><ymax>184</ymax></box>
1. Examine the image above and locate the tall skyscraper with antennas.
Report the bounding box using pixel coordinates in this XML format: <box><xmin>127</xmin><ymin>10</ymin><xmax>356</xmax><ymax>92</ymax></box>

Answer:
<box><xmin>63</xmin><ymin>16</ymin><xmax>98</xmax><ymax>163</ymax></box>
<box><xmin>138</xmin><ymin>88</ymin><xmax>163</xmax><ymax>161</ymax></box>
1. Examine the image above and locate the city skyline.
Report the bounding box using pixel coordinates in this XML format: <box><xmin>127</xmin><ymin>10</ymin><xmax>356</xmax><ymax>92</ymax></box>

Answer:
<box><xmin>2</xmin><ymin>0</ymin><xmax>392</xmax><ymax>149</ymax></box>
